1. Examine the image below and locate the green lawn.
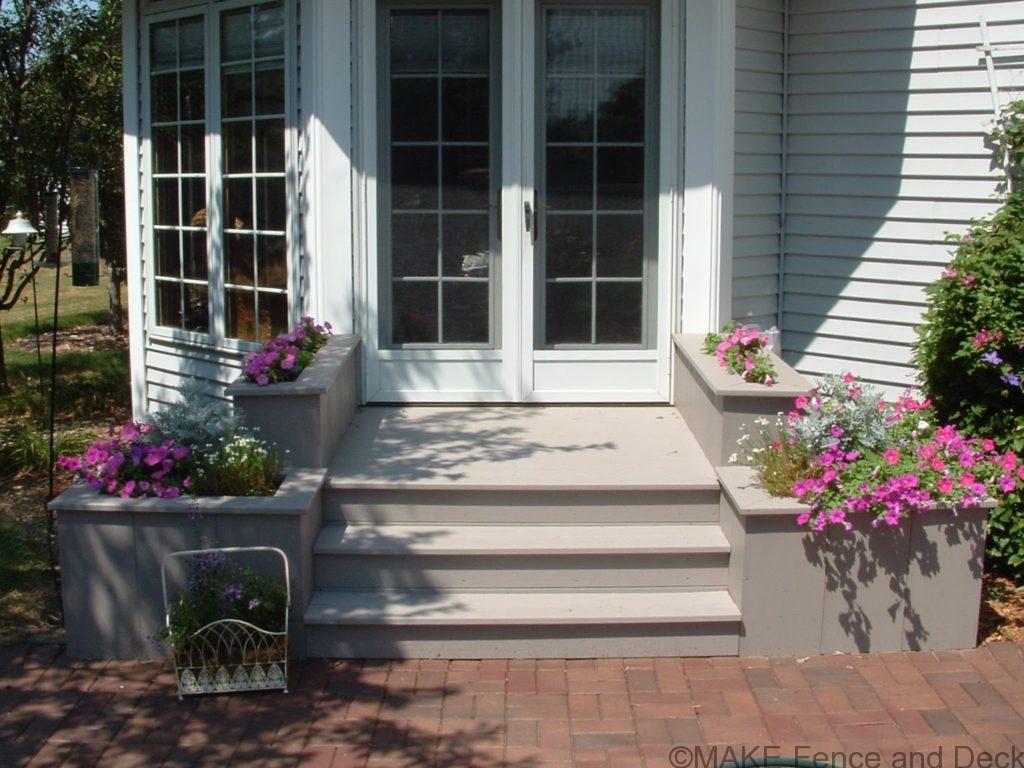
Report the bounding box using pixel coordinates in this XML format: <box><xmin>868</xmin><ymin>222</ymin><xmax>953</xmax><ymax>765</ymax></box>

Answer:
<box><xmin>1</xmin><ymin>256</ymin><xmax>112</xmax><ymax>341</ymax></box>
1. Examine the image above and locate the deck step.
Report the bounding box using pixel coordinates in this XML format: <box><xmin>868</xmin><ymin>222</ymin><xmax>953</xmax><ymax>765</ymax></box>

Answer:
<box><xmin>314</xmin><ymin>522</ymin><xmax>730</xmax><ymax>555</ymax></box>
<box><xmin>304</xmin><ymin>589</ymin><xmax>741</xmax><ymax>658</ymax></box>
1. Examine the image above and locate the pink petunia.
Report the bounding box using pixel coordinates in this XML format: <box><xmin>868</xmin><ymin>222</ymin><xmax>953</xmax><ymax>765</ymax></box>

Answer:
<box><xmin>937</xmin><ymin>477</ymin><xmax>954</xmax><ymax>494</ymax></box>
<box><xmin>999</xmin><ymin>475</ymin><xmax>1016</xmax><ymax>493</ymax></box>
<box><xmin>883</xmin><ymin>449</ymin><xmax>901</xmax><ymax>465</ymax></box>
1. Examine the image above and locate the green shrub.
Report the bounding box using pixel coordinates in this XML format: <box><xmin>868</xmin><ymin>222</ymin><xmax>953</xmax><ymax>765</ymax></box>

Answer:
<box><xmin>914</xmin><ymin>193</ymin><xmax>1024</xmax><ymax>578</ymax></box>
<box><xmin>0</xmin><ymin>422</ymin><xmax>99</xmax><ymax>480</ymax></box>
<box><xmin>190</xmin><ymin>434</ymin><xmax>285</xmax><ymax>497</ymax></box>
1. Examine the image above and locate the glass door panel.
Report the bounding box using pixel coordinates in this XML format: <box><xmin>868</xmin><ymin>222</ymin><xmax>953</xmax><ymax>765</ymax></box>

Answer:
<box><xmin>539</xmin><ymin>6</ymin><xmax>651</xmax><ymax>347</ymax></box>
<box><xmin>382</xmin><ymin>7</ymin><xmax>498</xmax><ymax>347</ymax></box>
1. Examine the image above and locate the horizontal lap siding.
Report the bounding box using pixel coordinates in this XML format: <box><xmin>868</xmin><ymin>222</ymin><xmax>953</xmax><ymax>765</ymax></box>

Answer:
<box><xmin>781</xmin><ymin>0</ymin><xmax>1024</xmax><ymax>396</ymax></box>
<box><xmin>734</xmin><ymin>0</ymin><xmax>786</xmax><ymax>330</ymax></box>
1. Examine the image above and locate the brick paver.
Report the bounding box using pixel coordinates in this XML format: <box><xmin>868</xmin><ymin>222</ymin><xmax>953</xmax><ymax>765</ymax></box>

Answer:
<box><xmin>0</xmin><ymin>643</ymin><xmax>1022</xmax><ymax>767</ymax></box>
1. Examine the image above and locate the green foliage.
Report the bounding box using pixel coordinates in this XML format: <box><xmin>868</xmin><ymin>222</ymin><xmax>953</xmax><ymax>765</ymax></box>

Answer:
<box><xmin>190</xmin><ymin>434</ymin><xmax>285</xmax><ymax>497</ymax></box>
<box><xmin>914</xmin><ymin>194</ymin><xmax>1024</xmax><ymax>578</ymax></box>
<box><xmin>988</xmin><ymin>99</ymin><xmax>1024</xmax><ymax>194</ymax></box>
<box><xmin>160</xmin><ymin>550</ymin><xmax>288</xmax><ymax>653</ymax></box>
<box><xmin>791</xmin><ymin>374</ymin><xmax>887</xmax><ymax>456</ymax></box>
<box><xmin>0</xmin><ymin>422</ymin><xmax>97</xmax><ymax>480</ymax></box>
<box><xmin>733</xmin><ymin>414</ymin><xmax>811</xmax><ymax>497</ymax></box>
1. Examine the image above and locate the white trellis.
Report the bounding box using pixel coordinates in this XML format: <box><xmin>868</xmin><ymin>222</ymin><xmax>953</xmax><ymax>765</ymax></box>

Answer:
<box><xmin>977</xmin><ymin>17</ymin><xmax>1024</xmax><ymax>190</ymax></box>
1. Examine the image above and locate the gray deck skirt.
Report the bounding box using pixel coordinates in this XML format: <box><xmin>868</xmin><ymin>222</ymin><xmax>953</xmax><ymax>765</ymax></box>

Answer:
<box><xmin>49</xmin><ymin>469</ymin><xmax>325</xmax><ymax>659</ymax></box>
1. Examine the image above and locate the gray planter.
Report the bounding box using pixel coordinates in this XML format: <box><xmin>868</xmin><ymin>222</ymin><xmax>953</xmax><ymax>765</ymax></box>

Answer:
<box><xmin>49</xmin><ymin>469</ymin><xmax>325</xmax><ymax>660</ymax></box>
<box><xmin>226</xmin><ymin>334</ymin><xmax>360</xmax><ymax>469</ymax></box>
<box><xmin>672</xmin><ymin>334</ymin><xmax>812</xmax><ymax>465</ymax></box>
<box><xmin>718</xmin><ymin>466</ymin><xmax>989</xmax><ymax>656</ymax></box>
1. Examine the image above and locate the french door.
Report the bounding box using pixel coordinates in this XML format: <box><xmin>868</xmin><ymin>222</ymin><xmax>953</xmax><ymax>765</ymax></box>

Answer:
<box><xmin>365</xmin><ymin>0</ymin><xmax>670</xmax><ymax>402</ymax></box>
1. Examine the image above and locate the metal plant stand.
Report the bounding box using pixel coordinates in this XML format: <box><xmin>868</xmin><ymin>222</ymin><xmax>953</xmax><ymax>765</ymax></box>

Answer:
<box><xmin>162</xmin><ymin>546</ymin><xmax>290</xmax><ymax>698</ymax></box>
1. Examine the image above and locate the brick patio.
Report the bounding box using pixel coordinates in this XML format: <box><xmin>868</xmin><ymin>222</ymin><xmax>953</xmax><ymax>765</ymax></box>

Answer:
<box><xmin>1</xmin><ymin>644</ymin><xmax>1023</xmax><ymax>768</ymax></box>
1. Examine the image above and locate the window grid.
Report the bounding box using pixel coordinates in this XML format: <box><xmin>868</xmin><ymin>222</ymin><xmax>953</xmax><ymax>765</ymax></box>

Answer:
<box><xmin>150</xmin><ymin>15</ymin><xmax>210</xmax><ymax>334</ymax></box>
<box><xmin>543</xmin><ymin>8</ymin><xmax>647</xmax><ymax>347</ymax></box>
<box><xmin>220</xmin><ymin>1</ymin><xmax>290</xmax><ymax>343</ymax></box>
<box><xmin>387</xmin><ymin>8</ymin><xmax>494</xmax><ymax>346</ymax></box>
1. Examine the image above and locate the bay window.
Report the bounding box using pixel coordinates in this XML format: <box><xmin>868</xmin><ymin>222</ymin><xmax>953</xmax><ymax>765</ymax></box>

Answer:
<box><xmin>145</xmin><ymin>1</ymin><xmax>293</xmax><ymax>346</ymax></box>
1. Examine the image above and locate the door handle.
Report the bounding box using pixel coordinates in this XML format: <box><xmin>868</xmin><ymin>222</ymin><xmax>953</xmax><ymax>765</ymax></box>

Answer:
<box><xmin>524</xmin><ymin>197</ymin><xmax>538</xmax><ymax>242</ymax></box>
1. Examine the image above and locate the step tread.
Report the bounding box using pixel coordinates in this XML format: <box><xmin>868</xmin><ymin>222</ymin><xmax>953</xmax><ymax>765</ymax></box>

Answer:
<box><xmin>314</xmin><ymin>523</ymin><xmax>730</xmax><ymax>556</ymax></box>
<box><xmin>327</xmin><ymin>406</ymin><xmax>718</xmax><ymax>491</ymax></box>
<box><xmin>305</xmin><ymin>589</ymin><xmax>741</xmax><ymax>626</ymax></box>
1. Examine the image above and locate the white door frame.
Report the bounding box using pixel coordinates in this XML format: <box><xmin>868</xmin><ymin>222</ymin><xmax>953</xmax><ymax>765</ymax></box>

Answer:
<box><xmin>349</xmin><ymin>0</ymin><xmax>731</xmax><ymax>402</ymax></box>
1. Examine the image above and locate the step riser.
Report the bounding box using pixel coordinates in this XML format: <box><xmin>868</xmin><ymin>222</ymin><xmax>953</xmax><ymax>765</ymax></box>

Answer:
<box><xmin>314</xmin><ymin>553</ymin><xmax>730</xmax><ymax>590</ymax></box>
<box><xmin>305</xmin><ymin>623</ymin><xmax>740</xmax><ymax>659</ymax></box>
<box><xmin>323</xmin><ymin>489</ymin><xmax>720</xmax><ymax>524</ymax></box>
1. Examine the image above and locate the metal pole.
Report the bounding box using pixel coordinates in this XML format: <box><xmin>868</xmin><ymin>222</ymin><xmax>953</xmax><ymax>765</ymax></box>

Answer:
<box><xmin>44</xmin><ymin>245</ymin><xmax>63</xmax><ymax>620</ymax></box>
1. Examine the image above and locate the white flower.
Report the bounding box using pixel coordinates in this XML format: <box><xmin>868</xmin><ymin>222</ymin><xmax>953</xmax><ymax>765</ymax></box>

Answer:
<box><xmin>728</xmin><ymin>453</ymin><xmax>738</xmax><ymax>464</ymax></box>
<box><xmin>918</xmin><ymin>420</ymin><xmax>930</xmax><ymax>431</ymax></box>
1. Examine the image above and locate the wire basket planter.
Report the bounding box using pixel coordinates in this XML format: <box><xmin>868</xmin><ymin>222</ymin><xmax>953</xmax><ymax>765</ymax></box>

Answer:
<box><xmin>161</xmin><ymin>546</ymin><xmax>290</xmax><ymax>699</ymax></box>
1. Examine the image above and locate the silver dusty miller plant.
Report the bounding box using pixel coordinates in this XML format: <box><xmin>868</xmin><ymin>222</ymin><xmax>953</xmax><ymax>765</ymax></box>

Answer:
<box><xmin>791</xmin><ymin>373</ymin><xmax>888</xmax><ymax>455</ymax></box>
<box><xmin>145</xmin><ymin>378</ymin><xmax>245</xmax><ymax>447</ymax></box>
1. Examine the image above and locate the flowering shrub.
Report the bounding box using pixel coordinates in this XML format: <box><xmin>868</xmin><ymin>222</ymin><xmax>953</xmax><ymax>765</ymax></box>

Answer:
<box><xmin>735</xmin><ymin>377</ymin><xmax>1019</xmax><ymax>533</ymax></box>
<box><xmin>190</xmin><ymin>434</ymin><xmax>284</xmax><ymax>497</ymax></box>
<box><xmin>160</xmin><ymin>548</ymin><xmax>288</xmax><ymax>653</ymax></box>
<box><xmin>702</xmin><ymin>323</ymin><xmax>777</xmax><ymax>385</ymax></box>
<box><xmin>242</xmin><ymin>317</ymin><xmax>333</xmax><ymax>386</ymax></box>
<box><xmin>57</xmin><ymin>422</ymin><xmax>192</xmax><ymax>499</ymax></box>
<box><xmin>914</xmin><ymin>192</ymin><xmax>1024</xmax><ymax>576</ymax></box>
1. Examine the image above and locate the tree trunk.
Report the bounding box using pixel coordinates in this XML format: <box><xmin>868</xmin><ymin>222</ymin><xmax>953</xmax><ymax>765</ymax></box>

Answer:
<box><xmin>107</xmin><ymin>267</ymin><xmax>124</xmax><ymax>332</ymax></box>
<box><xmin>0</xmin><ymin>316</ymin><xmax>8</xmax><ymax>392</ymax></box>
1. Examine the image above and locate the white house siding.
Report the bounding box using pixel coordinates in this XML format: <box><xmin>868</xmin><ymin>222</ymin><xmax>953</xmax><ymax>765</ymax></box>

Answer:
<box><xmin>781</xmin><ymin>0</ymin><xmax>1024</xmax><ymax>395</ymax></box>
<box><xmin>733</xmin><ymin>0</ymin><xmax>786</xmax><ymax>331</ymax></box>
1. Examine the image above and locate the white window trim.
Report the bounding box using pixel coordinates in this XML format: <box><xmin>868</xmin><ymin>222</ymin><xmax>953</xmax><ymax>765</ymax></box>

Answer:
<box><xmin>140</xmin><ymin>0</ymin><xmax>301</xmax><ymax>353</ymax></box>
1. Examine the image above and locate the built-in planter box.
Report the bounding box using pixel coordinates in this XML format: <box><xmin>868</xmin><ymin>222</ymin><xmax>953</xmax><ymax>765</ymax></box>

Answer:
<box><xmin>49</xmin><ymin>469</ymin><xmax>325</xmax><ymax>660</ymax></box>
<box><xmin>717</xmin><ymin>466</ymin><xmax>989</xmax><ymax>656</ymax></box>
<box><xmin>673</xmin><ymin>334</ymin><xmax>812</xmax><ymax>465</ymax></box>
<box><xmin>226</xmin><ymin>334</ymin><xmax>360</xmax><ymax>469</ymax></box>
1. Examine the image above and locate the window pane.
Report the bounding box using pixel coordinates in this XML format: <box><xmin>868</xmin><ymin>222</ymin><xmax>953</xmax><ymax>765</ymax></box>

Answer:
<box><xmin>226</xmin><ymin>288</ymin><xmax>257</xmax><ymax>339</ymax></box>
<box><xmin>597</xmin><ymin>78</ymin><xmax>644</xmax><ymax>143</ymax></box>
<box><xmin>547</xmin><ymin>78</ymin><xmax>593</xmax><ymax>143</ymax></box>
<box><xmin>442</xmin><ymin>214</ymin><xmax>488</xmax><ymax>277</ymax></box>
<box><xmin>254</xmin><ymin>63</ymin><xmax>284</xmax><ymax>114</ymax></box>
<box><xmin>225</xmin><ymin>177</ymin><xmax>253</xmax><ymax>230</ymax></box>
<box><xmin>596</xmin><ymin>282</ymin><xmax>641</xmax><ymax>344</ymax></box>
<box><xmin>151</xmin><ymin>22</ymin><xmax>177</xmax><ymax>71</ymax></box>
<box><xmin>178</xmin><ymin>18</ymin><xmax>204</xmax><ymax>67</ymax></box>
<box><xmin>180</xmin><ymin>124</ymin><xmax>205</xmax><ymax>173</ymax></box>
<box><xmin>226</xmin><ymin>233</ymin><xmax>255</xmax><ymax>286</ymax></box>
<box><xmin>390</xmin><ymin>12</ymin><xmax>438</xmax><ymax>74</ymax></box>
<box><xmin>597</xmin><ymin>147</ymin><xmax>642</xmax><ymax>211</ymax></box>
<box><xmin>255</xmin><ymin>119</ymin><xmax>285</xmax><ymax>171</ymax></box>
<box><xmin>546</xmin><ymin>282</ymin><xmax>591</xmax><ymax>344</ymax></box>
<box><xmin>596</xmin><ymin>11</ymin><xmax>644</xmax><ymax>75</ymax></box>
<box><xmin>443</xmin><ymin>282</ymin><xmax>488</xmax><ymax>343</ymax></box>
<box><xmin>256</xmin><ymin>177</ymin><xmax>286</xmax><ymax>231</ymax></box>
<box><xmin>182</xmin><ymin>178</ymin><xmax>206</xmax><ymax>227</ymax></box>
<box><xmin>183</xmin><ymin>231</ymin><xmax>208</xmax><ymax>280</ymax></box>
<box><xmin>222</xmin><ymin>66</ymin><xmax>252</xmax><ymax>117</ymax></box>
<box><xmin>221</xmin><ymin>8</ymin><xmax>252</xmax><ymax>62</ymax></box>
<box><xmin>254</xmin><ymin>3</ymin><xmax>285</xmax><ymax>58</ymax></box>
<box><xmin>152</xmin><ymin>73</ymin><xmax>177</xmax><ymax>122</ymax></box>
<box><xmin>441</xmin><ymin>11</ymin><xmax>488</xmax><ymax>73</ymax></box>
<box><xmin>179</xmin><ymin>69</ymin><xmax>205</xmax><ymax>121</ymax></box>
<box><xmin>184</xmin><ymin>284</ymin><xmax>210</xmax><ymax>332</ymax></box>
<box><xmin>392</xmin><ymin>281</ymin><xmax>438</xmax><ymax>343</ymax></box>
<box><xmin>392</xmin><ymin>79</ymin><xmax>438</xmax><ymax>142</ymax></box>
<box><xmin>153</xmin><ymin>126</ymin><xmax>178</xmax><ymax>173</ymax></box>
<box><xmin>547</xmin><ymin>10</ymin><xmax>592</xmax><ymax>73</ymax></box>
<box><xmin>546</xmin><ymin>215</ymin><xmax>592</xmax><ymax>277</ymax></box>
<box><xmin>257</xmin><ymin>235</ymin><xmax>288</xmax><ymax>288</ymax></box>
<box><xmin>392</xmin><ymin>214</ymin><xmax>437</xmax><ymax>277</ymax></box>
<box><xmin>442</xmin><ymin>78</ymin><xmax>488</xmax><ymax>142</ymax></box>
<box><xmin>258</xmin><ymin>291</ymin><xmax>288</xmax><ymax>341</ymax></box>
<box><xmin>596</xmin><ymin>215</ymin><xmax>642</xmax><ymax>277</ymax></box>
<box><xmin>224</xmin><ymin>121</ymin><xmax>252</xmax><ymax>173</ymax></box>
<box><xmin>546</xmin><ymin>147</ymin><xmax>592</xmax><ymax>211</ymax></box>
<box><xmin>156</xmin><ymin>281</ymin><xmax>182</xmax><ymax>328</ymax></box>
<box><xmin>392</xmin><ymin>146</ymin><xmax>438</xmax><ymax>210</ymax></box>
<box><xmin>155</xmin><ymin>230</ymin><xmax>180</xmax><ymax>277</ymax></box>
<box><xmin>155</xmin><ymin>179</ymin><xmax>179</xmax><ymax>226</ymax></box>
<box><xmin>442</xmin><ymin>146</ymin><xmax>489</xmax><ymax>210</ymax></box>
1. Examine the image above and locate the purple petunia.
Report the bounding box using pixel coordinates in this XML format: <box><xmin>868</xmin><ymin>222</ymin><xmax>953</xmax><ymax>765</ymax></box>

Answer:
<box><xmin>982</xmin><ymin>351</ymin><xmax>1003</xmax><ymax>365</ymax></box>
<box><xmin>1003</xmin><ymin>372</ymin><xmax>1022</xmax><ymax>388</ymax></box>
